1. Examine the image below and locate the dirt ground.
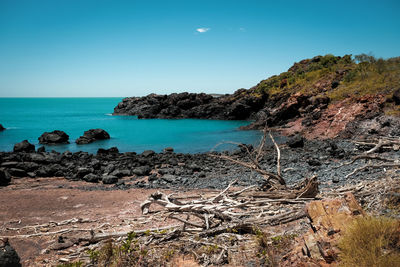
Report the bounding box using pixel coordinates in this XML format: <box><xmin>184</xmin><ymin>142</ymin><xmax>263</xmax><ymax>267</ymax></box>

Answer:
<box><xmin>0</xmin><ymin>177</ymin><xmax>213</xmax><ymax>266</ymax></box>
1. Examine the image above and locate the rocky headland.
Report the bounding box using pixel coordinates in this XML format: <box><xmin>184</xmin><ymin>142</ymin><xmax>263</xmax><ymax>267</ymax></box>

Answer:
<box><xmin>114</xmin><ymin>54</ymin><xmax>400</xmax><ymax>140</ymax></box>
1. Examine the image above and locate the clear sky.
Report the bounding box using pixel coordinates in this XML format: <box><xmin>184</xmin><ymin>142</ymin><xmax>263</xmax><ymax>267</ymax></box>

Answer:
<box><xmin>0</xmin><ymin>0</ymin><xmax>399</xmax><ymax>97</ymax></box>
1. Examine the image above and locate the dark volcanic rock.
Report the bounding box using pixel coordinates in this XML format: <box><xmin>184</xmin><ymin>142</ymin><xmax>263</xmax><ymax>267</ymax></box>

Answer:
<box><xmin>392</xmin><ymin>88</ymin><xmax>400</xmax><ymax>105</ymax></box>
<box><xmin>286</xmin><ymin>135</ymin><xmax>304</xmax><ymax>148</ymax></box>
<box><xmin>0</xmin><ymin>239</ymin><xmax>21</xmax><ymax>267</ymax></box>
<box><xmin>7</xmin><ymin>168</ymin><xmax>26</xmax><ymax>177</ymax></box>
<box><xmin>102</xmin><ymin>175</ymin><xmax>118</xmax><ymax>184</ymax></box>
<box><xmin>76</xmin><ymin>167</ymin><xmax>94</xmax><ymax>178</ymax></box>
<box><xmin>76</xmin><ymin>129</ymin><xmax>110</xmax><ymax>144</ymax></box>
<box><xmin>97</xmin><ymin>147</ymin><xmax>119</xmax><ymax>155</ymax></box>
<box><xmin>111</xmin><ymin>169</ymin><xmax>131</xmax><ymax>178</ymax></box>
<box><xmin>113</xmin><ymin>90</ymin><xmax>267</xmax><ymax>120</ymax></box>
<box><xmin>0</xmin><ymin>169</ymin><xmax>11</xmax><ymax>186</ymax></box>
<box><xmin>161</xmin><ymin>174</ymin><xmax>176</xmax><ymax>183</ymax></box>
<box><xmin>83</xmin><ymin>173</ymin><xmax>100</xmax><ymax>183</ymax></box>
<box><xmin>38</xmin><ymin>130</ymin><xmax>69</xmax><ymax>144</ymax></box>
<box><xmin>13</xmin><ymin>140</ymin><xmax>35</xmax><ymax>153</ymax></box>
<box><xmin>142</xmin><ymin>150</ymin><xmax>155</xmax><ymax>157</ymax></box>
<box><xmin>163</xmin><ymin>147</ymin><xmax>174</xmax><ymax>153</ymax></box>
<box><xmin>37</xmin><ymin>146</ymin><xmax>46</xmax><ymax>153</ymax></box>
<box><xmin>132</xmin><ymin>166</ymin><xmax>151</xmax><ymax>176</ymax></box>
<box><xmin>0</xmin><ymin>124</ymin><xmax>5</xmax><ymax>131</ymax></box>
<box><xmin>307</xmin><ymin>158</ymin><xmax>321</xmax><ymax>166</ymax></box>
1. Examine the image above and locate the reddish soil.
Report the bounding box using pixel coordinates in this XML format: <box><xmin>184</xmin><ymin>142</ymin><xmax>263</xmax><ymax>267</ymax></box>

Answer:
<box><xmin>0</xmin><ymin>178</ymin><xmax>215</xmax><ymax>266</ymax></box>
<box><xmin>279</xmin><ymin>94</ymin><xmax>385</xmax><ymax>139</ymax></box>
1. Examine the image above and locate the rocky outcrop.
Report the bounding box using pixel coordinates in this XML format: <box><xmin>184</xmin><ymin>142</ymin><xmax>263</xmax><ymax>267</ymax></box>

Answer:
<box><xmin>0</xmin><ymin>239</ymin><xmax>21</xmax><ymax>267</ymax></box>
<box><xmin>13</xmin><ymin>140</ymin><xmax>35</xmax><ymax>153</ymax></box>
<box><xmin>281</xmin><ymin>193</ymin><xmax>365</xmax><ymax>266</ymax></box>
<box><xmin>75</xmin><ymin>129</ymin><xmax>110</xmax><ymax>144</ymax></box>
<box><xmin>241</xmin><ymin>92</ymin><xmax>330</xmax><ymax>130</ymax></box>
<box><xmin>0</xmin><ymin>124</ymin><xmax>5</xmax><ymax>131</ymax></box>
<box><xmin>0</xmin><ymin>168</ymin><xmax>11</xmax><ymax>186</ymax></box>
<box><xmin>112</xmin><ymin>55</ymin><xmax>400</xmax><ymax>140</ymax></box>
<box><xmin>113</xmin><ymin>90</ymin><xmax>267</xmax><ymax>120</ymax></box>
<box><xmin>38</xmin><ymin>130</ymin><xmax>69</xmax><ymax>144</ymax></box>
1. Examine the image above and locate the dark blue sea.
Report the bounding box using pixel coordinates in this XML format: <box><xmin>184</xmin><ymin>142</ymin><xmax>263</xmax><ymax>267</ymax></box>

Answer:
<box><xmin>0</xmin><ymin>98</ymin><xmax>263</xmax><ymax>154</ymax></box>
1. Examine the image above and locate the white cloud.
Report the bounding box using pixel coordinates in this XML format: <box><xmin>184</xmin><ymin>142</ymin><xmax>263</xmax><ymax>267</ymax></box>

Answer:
<box><xmin>196</xmin><ymin>27</ymin><xmax>210</xmax><ymax>33</ymax></box>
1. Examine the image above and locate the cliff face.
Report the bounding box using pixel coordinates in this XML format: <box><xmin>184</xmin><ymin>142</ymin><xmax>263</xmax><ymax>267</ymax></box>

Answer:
<box><xmin>114</xmin><ymin>54</ymin><xmax>400</xmax><ymax>139</ymax></box>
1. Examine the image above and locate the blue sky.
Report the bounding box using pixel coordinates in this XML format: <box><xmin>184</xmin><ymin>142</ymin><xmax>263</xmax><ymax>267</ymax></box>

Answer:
<box><xmin>0</xmin><ymin>0</ymin><xmax>399</xmax><ymax>97</ymax></box>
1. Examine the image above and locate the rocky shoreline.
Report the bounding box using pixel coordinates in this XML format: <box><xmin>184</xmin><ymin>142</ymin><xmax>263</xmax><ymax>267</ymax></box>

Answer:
<box><xmin>0</xmin><ymin>135</ymin><xmax>394</xmax><ymax>191</ymax></box>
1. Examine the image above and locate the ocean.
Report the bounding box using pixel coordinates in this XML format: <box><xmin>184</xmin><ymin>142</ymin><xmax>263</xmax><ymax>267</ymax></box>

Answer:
<box><xmin>0</xmin><ymin>98</ymin><xmax>263</xmax><ymax>154</ymax></box>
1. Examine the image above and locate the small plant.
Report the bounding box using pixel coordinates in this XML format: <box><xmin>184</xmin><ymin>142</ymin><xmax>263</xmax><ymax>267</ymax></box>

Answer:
<box><xmin>56</xmin><ymin>262</ymin><xmax>84</xmax><ymax>267</ymax></box>
<box><xmin>163</xmin><ymin>248</ymin><xmax>176</xmax><ymax>261</ymax></box>
<box><xmin>338</xmin><ymin>216</ymin><xmax>400</xmax><ymax>267</ymax></box>
<box><xmin>87</xmin><ymin>248</ymin><xmax>100</xmax><ymax>264</ymax></box>
<box><xmin>121</xmin><ymin>231</ymin><xmax>137</xmax><ymax>253</ymax></box>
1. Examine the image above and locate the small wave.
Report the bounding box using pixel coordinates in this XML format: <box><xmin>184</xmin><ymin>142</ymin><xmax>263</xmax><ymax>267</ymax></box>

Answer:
<box><xmin>5</xmin><ymin>127</ymin><xmax>20</xmax><ymax>129</ymax></box>
<box><xmin>105</xmin><ymin>113</ymin><xmax>113</xmax><ymax>116</ymax></box>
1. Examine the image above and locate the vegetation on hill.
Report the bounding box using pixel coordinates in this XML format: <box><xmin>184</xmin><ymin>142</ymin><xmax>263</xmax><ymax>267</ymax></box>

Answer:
<box><xmin>250</xmin><ymin>53</ymin><xmax>400</xmax><ymax>112</ymax></box>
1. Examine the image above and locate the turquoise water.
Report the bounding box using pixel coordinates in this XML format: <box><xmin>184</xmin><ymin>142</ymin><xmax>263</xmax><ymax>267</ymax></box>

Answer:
<box><xmin>0</xmin><ymin>98</ymin><xmax>262</xmax><ymax>153</ymax></box>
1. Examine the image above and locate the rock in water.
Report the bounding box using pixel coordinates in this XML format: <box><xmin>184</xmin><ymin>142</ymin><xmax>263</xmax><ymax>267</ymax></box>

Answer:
<box><xmin>38</xmin><ymin>130</ymin><xmax>69</xmax><ymax>144</ymax></box>
<box><xmin>0</xmin><ymin>239</ymin><xmax>21</xmax><ymax>267</ymax></box>
<box><xmin>0</xmin><ymin>124</ymin><xmax>5</xmax><ymax>131</ymax></box>
<box><xmin>0</xmin><ymin>169</ymin><xmax>11</xmax><ymax>186</ymax></box>
<box><xmin>75</xmin><ymin>129</ymin><xmax>110</xmax><ymax>144</ymax></box>
<box><xmin>13</xmin><ymin>140</ymin><xmax>35</xmax><ymax>153</ymax></box>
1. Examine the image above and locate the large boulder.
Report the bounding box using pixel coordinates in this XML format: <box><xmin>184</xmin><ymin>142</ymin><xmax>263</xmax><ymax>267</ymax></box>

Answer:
<box><xmin>97</xmin><ymin>147</ymin><xmax>119</xmax><ymax>156</ymax></box>
<box><xmin>132</xmin><ymin>166</ymin><xmax>151</xmax><ymax>176</ymax></box>
<box><xmin>38</xmin><ymin>130</ymin><xmax>69</xmax><ymax>144</ymax></box>
<box><xmin>102</xmin><ymin>175</ymin><xmax>118</xmax><ymax>184</ymax></box>
<box><xmin>83</xmin><ymin>173</ymin><xmax>100</xmax><ymax>183</ymax></box>
<box><xmin>142</xmin><ymin>150</ymin><xmax>155</xmax><ymax>157</ymax></box>
<box><xmin>0</xmin><ymin>124</ymin><xmax>5</xmax><ymax>131</ymax></box>
<box><xmin>281</xmin><ymin>193</ymin><xmax>365</xmax><ymax>266</ymax></box>
<box><xmin>0</xmin><ymin>169</ymin><xmax>11</xmax><ymax>186</ymax></box>
<box><xmin>0</xmin><ymin>239</ymin><xmax>21</xmax><ymax>267</ymax></box>
<box><xmin>392</xmin><ymin>88</ymin><xmax>400</xmax><ymax>105</ymax></box>
<box><xmin>75</xmin><ymin>129</ymin><xmax>110</xmax><ymax>144</ymax></box>
<box><xmin>13</xmin><ymin>140</ymin><xmax>35</xmax><ymax>153</ymax></box>
<box><xmin>287</xmin><ymin>135</ymin><xmax>304</xmax><ymax>148</ymax></box>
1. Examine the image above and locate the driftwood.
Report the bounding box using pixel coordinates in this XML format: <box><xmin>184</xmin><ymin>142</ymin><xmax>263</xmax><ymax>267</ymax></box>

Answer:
<box><xmin>211</xmin><ymin>126</ymin><xmax>286</xmax><ymax>186</ymax></box>
<box><xmin>139</xmin><ymin>125</ymin><xmax>319</xmax><ymax>240</ymax></box>
<box><xmin>140</xmin><ymin>175</ymin><xmax>317</xmax><ymax>237</ymax></box>
<box><xmin>341</xmin><ymin>137</ymin><xmax>400</xmax><ymax>178</ymax></box>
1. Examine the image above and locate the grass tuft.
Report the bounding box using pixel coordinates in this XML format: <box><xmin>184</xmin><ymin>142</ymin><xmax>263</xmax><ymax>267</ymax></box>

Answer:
<box><xmin>338</xmin><ymin>216</ymin><xmax>400</xmax><ymax>267</ymax></box>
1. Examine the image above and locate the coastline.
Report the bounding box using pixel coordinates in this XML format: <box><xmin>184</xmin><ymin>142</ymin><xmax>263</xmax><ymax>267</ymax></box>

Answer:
<box><xmin>0</xmin><ymin>138</ymin><xmax>386</xmax><ymax>191</ymax></box>
<box><xmin>1</xmin><ymin>136</ymin><xmax>398</xmax><ymax>265</ymax></box>
<box><xmin>2</xmin><ymin>54</ymin><xmax>400</xmax><ymax>265</ymax></box>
